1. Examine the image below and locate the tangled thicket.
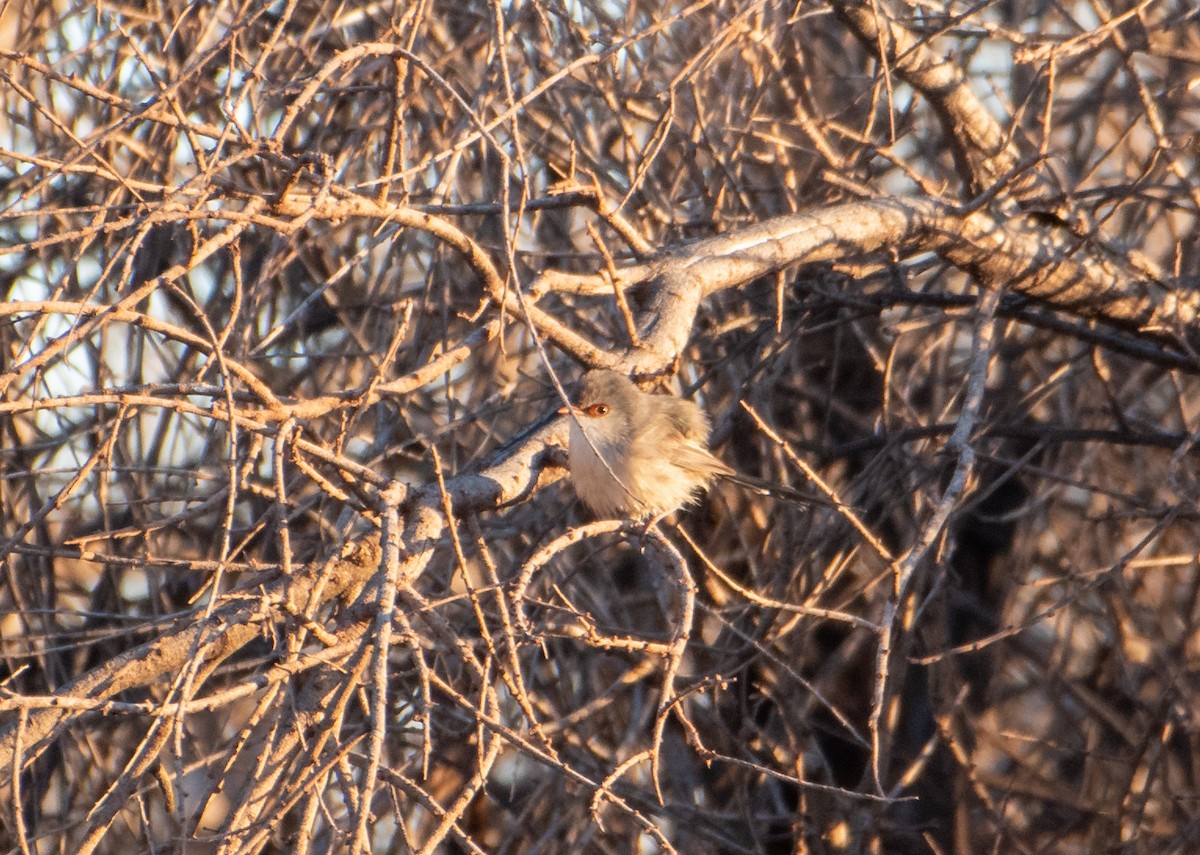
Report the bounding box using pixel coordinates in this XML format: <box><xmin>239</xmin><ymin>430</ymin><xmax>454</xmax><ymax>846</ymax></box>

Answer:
<box><xmin>2</xmin><ymin>1</ymin><xmax>1199</xmax><ymax>853</ymax></box>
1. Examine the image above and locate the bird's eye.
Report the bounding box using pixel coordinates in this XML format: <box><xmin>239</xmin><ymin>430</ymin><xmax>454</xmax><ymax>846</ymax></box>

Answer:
<box><xmin>584</xmin><ymin>403</ymin><xmax>610</xmax><ymax>417</ymax></box>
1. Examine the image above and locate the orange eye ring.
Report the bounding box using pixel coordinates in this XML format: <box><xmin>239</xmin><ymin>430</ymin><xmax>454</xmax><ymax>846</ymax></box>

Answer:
<box><xmin>584</xmin><ymin>403</ymin><xmax>610</xmax><ymax>417</ymax></box>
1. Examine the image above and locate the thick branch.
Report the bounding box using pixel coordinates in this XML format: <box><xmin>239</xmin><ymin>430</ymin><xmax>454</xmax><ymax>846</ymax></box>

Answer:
<box><xmin>622</xmin><ymin>198</ymin><xmax>1195</xmax><ymax>371</ymax></box>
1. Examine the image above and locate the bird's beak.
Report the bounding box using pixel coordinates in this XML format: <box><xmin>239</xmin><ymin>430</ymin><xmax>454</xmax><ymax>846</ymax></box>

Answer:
<box><xmin>557</xmin><ymin>404</ymin><xmax>573</xmax><ymax>415</ymax></box>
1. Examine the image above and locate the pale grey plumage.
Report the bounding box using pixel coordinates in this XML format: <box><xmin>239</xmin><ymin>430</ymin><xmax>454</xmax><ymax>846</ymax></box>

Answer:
<box><xmin>564</xmin><ymin>369</ymin><xmax>733</xmax><ymax>518</ymax></box>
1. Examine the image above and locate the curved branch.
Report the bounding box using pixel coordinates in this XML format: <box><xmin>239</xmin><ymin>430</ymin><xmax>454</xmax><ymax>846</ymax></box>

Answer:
<box><xmin>827</xmin><ymin>0</ymin><xmax>1049</xmax><ymax>202</ymax></box>
<box><xmin>620</xmin><ymin>197</ymin><xmax>1195</xmax><ymax>372</ymax></box>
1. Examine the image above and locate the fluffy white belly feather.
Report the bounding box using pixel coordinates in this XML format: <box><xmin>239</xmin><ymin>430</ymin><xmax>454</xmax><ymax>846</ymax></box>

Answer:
<box><xmin>568</xmin><ymin>420</ymin><xmax>703</xmax><ymax>518</ymax></box>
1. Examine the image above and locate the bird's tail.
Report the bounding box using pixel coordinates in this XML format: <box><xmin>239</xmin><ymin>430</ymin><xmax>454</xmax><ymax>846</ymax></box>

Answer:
<box><xmin>718</xmin><ymin>471</ymin><xmax>841</xmax><ymax>508</ymax></box>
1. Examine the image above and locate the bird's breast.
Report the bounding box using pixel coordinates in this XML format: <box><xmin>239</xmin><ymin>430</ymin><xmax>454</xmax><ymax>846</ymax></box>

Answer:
<box><xmin>568</xmin><ymin>421</ymin><xmax>707</xmax><ymax>518</ymax></box>
<box><xmin>568</xmin><ymin>420</ymin><xmax>640</xmax><ymax>516</ymax></box>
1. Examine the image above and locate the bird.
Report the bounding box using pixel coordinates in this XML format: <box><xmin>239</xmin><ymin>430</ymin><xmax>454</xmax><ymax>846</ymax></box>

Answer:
<box><xmin>558</xmin><ymin>369</ymin><xmax>739</xmax><ymax>520</ymax></box>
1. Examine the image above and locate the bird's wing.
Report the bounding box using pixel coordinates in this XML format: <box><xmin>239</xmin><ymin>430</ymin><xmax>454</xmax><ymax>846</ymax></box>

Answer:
<box><xmin>659</xmin><ymin>395</ymin><xmax>711</xmax><ymax>442</ymax></box>
<box><xmin>671</xmin><ymin>440</ymin><xmax>735</xmax><ymax>479</ymax></box>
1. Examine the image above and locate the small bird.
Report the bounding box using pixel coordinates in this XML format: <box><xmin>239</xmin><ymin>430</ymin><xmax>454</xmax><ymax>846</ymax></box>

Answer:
<box><xmin>559</xmin><ymin>369</ymin><xmax>737</xmax><ymax>520</ymax></box>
